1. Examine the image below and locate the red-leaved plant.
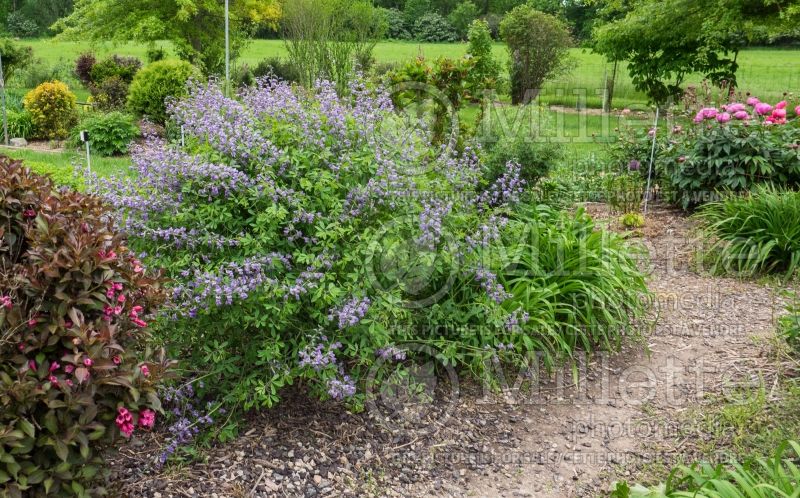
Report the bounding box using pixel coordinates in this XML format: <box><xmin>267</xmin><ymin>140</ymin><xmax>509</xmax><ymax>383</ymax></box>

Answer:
<box><xmin>0</xmin><ymin>156</ymin><xmax>172</xmax><ymax>497</ymax></box>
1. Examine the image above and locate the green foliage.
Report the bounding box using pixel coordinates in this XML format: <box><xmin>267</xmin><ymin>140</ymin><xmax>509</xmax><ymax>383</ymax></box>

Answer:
<box><xmin>6</xmin><ymin>10</ymin><xmax>38</xmax><ymax>38</ymax></box>
<box><xmin>379</xmin><ymin>7</ymin><xmax>411</xmax><ymax>40</ymax></box>
<box><xmin>146</xmin><ymin>46</ymin><xmax>166</xmax><ymax>63</ymax></box>
<box><xmin>611</xmin><ymin>440</ymin><xmax>800</xmax><ymax>498</ymax></box>
<box><xmin>23</xmin><ymin>81</ymin><xmax>79</xmax><ymax>140</ymax></box>
<box><xmin>448</xmin><ymin>1</ymin><xmax>479</xmax><ymax>40</ymax></box>
<box><xmin>620</xmin><ymin>212</ymin><xmax>645</xmax><ymax>228</ymax></box>
<box><xmin>780</xmin><ymin>295</ymin><xmax>800</xmax><ymax>353</ymax></box>
<box><xmin>15</xmin><ymin>59</ymin><xmax>77</xmax><ymax>90</ymax></box>
<box><xmin>74</xmin><ymin>53</ymin><xmax>95</xmax><ymax>86</ymax></box>
<box><xmin>0</xmin><ymin>39</ymin><xmax>33</xmax><ymax>83</ymax></box>
<box><xmin>403</xmin><ymin>0</ymin><xmax>430</xmax><ymax>26</ymax></box>
<box><xmin>127</xmin><ymin>60</ymin><xmax>199</xmax><ymax>124</ymax></box>
<box><xmin>252</xmin><ymin>57</ymin><xmax>301</xmax><ymax>83</ymax></box>
<box><xmin>660</xmin><ymin>122</ymin><xmax>800</xmax><ymax>208</ymax></box>
<box><xmin>694</xmin><ymin>186</ymin><xmax>800</xmax><ymax>278</ymax></box>
<box><xmin>604</xmin><ymin>172</ymin><xmax>644</xmax><ymax>214</ymax></box>
<box><xmin>6</xmin><ymin>109</ymin><xmax>34</xmax><ymax>140</ymax></box>
<box><xmin>483</xmin><ymin>134</ymin><xmax>561</xmax><ymax>186</ymax></box>
<box><xmin>24</xmin><ymin>160</ymin><xmax>84</xmax><ymax>190</ymax></box>
<box><xmin>71</xmin><ymin>112</ymin><xmax>139</xmax><ymax>156</ymax></box>
<box><xmin>413</xmin><ymin>13</ymin><xmax>458</xmax><ymax>42</ymax></box>
<box><xmin>89</xmin><ymin>55</ymin><xmax>142</xmax><ymax>86</ymax></box>
<box><xmin>387</xmin><ymin>56</ymin><xmax>475</xmax><ymax>144</ymax></box>
<box><xmin>54</xmin><ymin>0</ymin><xmax>281</xmax><ymax>75</ymax></box>
<box><xmin>592</xmin><ymin>0</ymin><xmax>756</xmax><ymax>104</ymax></box>
<box><xmin>500</xmin><ymin>5</ymin><xmax>573</xmax><ymax>104</ymax></box>
<box><xmin>466</xmin><ymin>19</ymin><xmax>501</xmax><ymax>94</ymax></box>
<box><xmin>282</xmin><ymin>0</ymin><xmax>385</xmax><ymax>90</ymax></box>
<box><xmin>0</xmin><ymin>156</ymin><xmax>171</xmax><ymax>497</ymax></box>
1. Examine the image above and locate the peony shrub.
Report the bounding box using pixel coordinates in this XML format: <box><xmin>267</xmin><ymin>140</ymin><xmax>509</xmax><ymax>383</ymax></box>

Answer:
<box><xmin>90</xmin><ymin>77</ymin><xmax>649</xmax><ymax>413</ymax></box>
<box><xmin>0</xmin><ymin>157</ymin><xmax>171</xmax><ymax>496</ymax></box>
<box><xmin>662</xmin><ymin>98</ymin><xmax>800</xmax><ymax>208</ymax></box>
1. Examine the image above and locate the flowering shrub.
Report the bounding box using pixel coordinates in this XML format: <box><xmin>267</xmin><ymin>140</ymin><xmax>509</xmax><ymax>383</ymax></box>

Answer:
<box><xmin>23</xmin><ymin>80</ymin><xmax>79</xmax><ymax>140</ymax></box>
<box><xmin>662</xmin><ymin>98</ymin><xmax>800</xmax><ymax>208</ymax></box>
<box><xmin>91</xmin><ymin>77</ymin><xmax>649</xmax><ymax>413</ymax></box>
<box><xmin>0</xmin><ymin>157</ymin><xmax>171</xmax><ymax>495</ymax></box>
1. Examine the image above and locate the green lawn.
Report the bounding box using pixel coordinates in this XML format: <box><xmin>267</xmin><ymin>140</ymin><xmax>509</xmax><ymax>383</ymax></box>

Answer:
<box><xmin>0</xmin><ymin>146</ymin><xmax>130</xmax><ymax>180</ymax></box>
<box><xmin>16</xmin><ymin>38</ymin><xmax>800</xmax><ymax>109</ymax></box>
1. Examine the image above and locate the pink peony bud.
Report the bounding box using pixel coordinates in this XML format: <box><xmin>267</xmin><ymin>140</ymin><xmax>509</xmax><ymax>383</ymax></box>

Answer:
<box><xmin>716</xmin><ymin>112</ymin><xmax>731</xmax><ymax>123</ymax></box>
<box><xmin>733</xmin><ymin>111</ymin><xmax>750</xmax><ymax>120</ymax></box>
<box><xmin>776</xmin><ymin>100</ymin><xmax>787</xmax><ymax>110</ymax></box>
<box><xmin>755</xmin><ymin>103</ymin><xmax>773</xmax><ymax>115</ymax></box>
<box><xmin>725</xmin><ymin>103</ymin><xmax>746</xmax><ymax>113</ymax></box>
<box><xmin>746</xmin><ymin>97</ymin><xmax>760</xmax><ymax>106</ymax></box>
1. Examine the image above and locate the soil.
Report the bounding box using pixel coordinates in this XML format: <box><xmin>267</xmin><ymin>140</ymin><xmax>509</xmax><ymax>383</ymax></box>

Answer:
<box><xmin>108</xmin><ymin>204</ymin><xmax>789</xmax><ymax>497</ymax></box>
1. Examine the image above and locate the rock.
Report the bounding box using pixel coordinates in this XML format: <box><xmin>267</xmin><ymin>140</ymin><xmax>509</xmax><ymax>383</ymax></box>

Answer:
<box><xmin>314</xmin><ymin>475</ymin><xmax>322</xmax><ymax>486</ymax></box>
<box><xmin>10</xmin><ymin>138</ymin><xmax>26</xmax><ymax>147</ymax></box>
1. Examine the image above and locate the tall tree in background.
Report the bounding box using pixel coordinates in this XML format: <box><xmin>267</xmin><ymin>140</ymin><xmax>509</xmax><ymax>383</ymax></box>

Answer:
<box><xmin>53</xmin><ymin>0</ymin><xmax>280</xmax><ymax>74</ymax></box>
<box><xmin>593</xmin><ymin>0</ymin><xmax>792</xmax><ymax>105</ymax></box>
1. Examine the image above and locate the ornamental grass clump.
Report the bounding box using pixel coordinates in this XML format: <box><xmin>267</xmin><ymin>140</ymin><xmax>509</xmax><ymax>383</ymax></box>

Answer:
<box><xmin>0</xmin><ymin>157</ymin><xmax>171</xmax><ymax>496</ymax></box>
<box><xmin>694</xmin><ymin>186</ymin><xmax>800</xmax><ymax>277</ymax></box>
<box><xmin>90</xmin><ymin>77</ymin><xmax>650</xmax><ymax>413</ymax></box>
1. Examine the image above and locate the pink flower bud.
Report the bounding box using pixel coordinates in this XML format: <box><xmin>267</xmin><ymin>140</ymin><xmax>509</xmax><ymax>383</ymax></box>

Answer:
<box><xmin>83</xmin><ymin>358</ymin><xmax>93</xmax><ymax>367</ymax></box>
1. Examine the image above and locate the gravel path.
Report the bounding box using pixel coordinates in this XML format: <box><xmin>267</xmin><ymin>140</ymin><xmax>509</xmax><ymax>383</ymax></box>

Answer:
<box><xmin>109</xmin><ymin>205</ymin><xmax>787</xmax><ymax>497</ymax></box>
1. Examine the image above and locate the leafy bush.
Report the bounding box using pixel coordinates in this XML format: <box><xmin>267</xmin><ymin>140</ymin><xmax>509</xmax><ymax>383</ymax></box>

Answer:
<box><xmin>611</xmin><ymin>440</ymin><xmax>800</xmax><ymax>498</ymax></box>
<box><xmin>89</xmin><ymin>55</ymin><xmax>142</xmax><ymax>86</ymax></box>
<box><xmin>0</xmin><ymin>156</ymin><xmax>170</xmax><ymax>496</ymax></box>
<box><xmin>660</xmin><ymin>100</ymin><xmax>800</xmax><ymax>208</ymax></box>
<box><xmin>252</xmin><ymin>57</ymin><xmax>300</xmax><ymax>84</ymax></box>
<box><xmin>6</xmin><ymin>11</ymin><xmax>38</xmax><ymax>38</ymax></box>
<box><xmin>620</xmin><ymin>212</ymin><xmax>645</xmax><ymax>228</ymax></box>
<box><xmin>483</xmin><ymin>134</ymin><xmax>561</xmax><ymax>186</ymax></box>
<box><xmin>146</xmin><ymin>46</ymin><xmax>166</xmax><ymax>63</ymax></box>
<box><xmin>24</xmin><ymin>160</ymin><xmax>84</xmax><ymax>191</ymax></box>
<box><xmin>413</xmin><ymin>13</ymin><xmax>458</xmax><ymax>42</ymax></box>
<box><xmin>694</xmin><ymin>186</ymin><xmax>800</xmax><ymax>277</ymax></box>
<box><xmin>7</xmin><ymin>109</ymin><xmax>34</xmax><ymax>139</ymax></box>
<box><xmin>781</xmin><ymin>296</ymin><xmax>800</xmax><ymax>352</ymax></box>
<box><xmin>448</xmin><ymin>1</ymin><xmax>479</xmax><ymax>40</ymax></box>
<box><xmin>92</xmin><ymin>75</ymin><xmax>130</xmax><ymax>111</ymax></box>
<box><xmin>127</xmin><ymin>60</ymin><xmax>200</xmax><ymax>124</ymax></box>
<box><xmin>74</xmin><ymin>52</ymin><xmax>96</xmax><ymax>86</ymax></box>
<box><xmin>0</xmin><ymin>38</ymin><xmax>34</xmax><ymax>83</ymax></box>
<box><xmin>89</xmin><ymin>78</ymin><xmax>650</xmax><ymax>412</ymax></box>
<box><xmin>467</xmin><ymin>19</ymin><xmax>501</xmax><ymax>95</ymax></box>
<box><xmin>71</xmin><ymin>112</ymin><xmax>140</xmax><ymax>156</ymax></box>
<box><xmin>379</xmin><ymin>7</ymin><xmax>411</xmax><ymax>40</ymax></box>
<box><xmin>23</xmin><ymin>80</ymin><xmax>79</xmax><ymax>140</ymax></box>
<box><xmin>500</xmin><ymin>5</ymin><xmax>572</xmax><ymax>104</ymax></box>
<box><xmin>604</xmin><ymin>172</ymin><xmax>645</xmax><ymax>214</ymax></box>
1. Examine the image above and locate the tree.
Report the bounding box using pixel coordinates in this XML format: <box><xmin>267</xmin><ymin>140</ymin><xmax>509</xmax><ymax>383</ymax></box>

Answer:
<box><xmin>0</xmin><ymin>38</ymin><xmax>32</xmax><ymax>82</ymax></box>
<box><xmin>448</xmin><ymin>1</ymin><xmax>479</xmax><ymax>39</ymax></box>
<box><xmin>53</xmin><ymin>0</ymin><xmax>280</xmax><ymax>75</ymax></box>
<box><xmin>500</xmin><ymin>5</ymin><xmax>572</xmax><ymax>104</ymax></box>
<box><xmin>466</xmin><ymin>19</ymin><xmax>500</xmax><ymax>93</ymax></box>
<box><xmin>282</xmin><ymin>0</ymin><xmax>384</xmax><ymax>90</ymax></box>
<box><xmin>592</xmin><ymin>0</ymin><xmax>791</xmax><ymax>105</ymax></box>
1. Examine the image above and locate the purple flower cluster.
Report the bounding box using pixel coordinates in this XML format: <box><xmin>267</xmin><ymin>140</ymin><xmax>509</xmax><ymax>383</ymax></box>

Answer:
<box><xmin>416</xmin><ymin>198</ymin><xmax>453</xmax><ymax>251</ymax></box>
<box><xmin>158</xmin><ymin>382</ymin><xmax>220</xmax><ymax>466</ymax></box>
<box><xmin>169</xmin><ymin>80</ymin><xmax>281</xmax><ymax>164</ymax></box>
<box><xmin>478</xmin><ymin>161</ymin><xmax>526</xmax><ymax>208</ymax></box>
<box><xmin>376</xmin><ymin>346</ymin><xmax>407</xmax><ymax>361</ymax></box>
<box><xmin>474</xmin><ymin>266</ymin><xmax>512</xmax><ymax>303</ymax></box>
<box><xmin>172</xmin><ymin>254</ymin><xmax>290</xmax><ymax>311</ymax></box>
<box><xmin>326</xmin><ymin>375</ymin><xmax>356</xmax><ymax>400</ymax></box>
<box><xmin>466</xmin><ymin>215</ymin><xmax>508</xmax><ymax>248</ymax></box>
<box><xmin>298</xmin><ymin>340</ymin><xmax>342</xmax><ymax>371</ymax></box>
<box><xmin>504</xmin><ymin>308</ymin><xmax>530</xmax><ymax>331</ymax></box>
<box><xmin>328</xmin><ymin>296</ymin><xmax>371</xmax><ymax>329</ymax></box>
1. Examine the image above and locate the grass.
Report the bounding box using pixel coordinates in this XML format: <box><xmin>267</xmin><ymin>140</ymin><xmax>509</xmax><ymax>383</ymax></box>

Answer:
<box><xmin>11</xmin><ymin>38</ymin><xmax>800</xmax><ymax>109</ymax></box>
<box><xmin>0</xmin><ymin>146</ymin><xmax>129</xmax><ymax>180</ymax></box>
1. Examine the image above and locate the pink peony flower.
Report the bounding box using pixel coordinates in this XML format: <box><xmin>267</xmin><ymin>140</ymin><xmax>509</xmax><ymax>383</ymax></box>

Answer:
<box><xmin>747</xmin><ymin>97</ymin><xmax>760</xmax><ymax>106</ymax></box>
<box><xmin>140</xmin><ymin>365</ymin><xmax>150</xmax><ymax>377</ymax></box>
<box><xmin>138</xmin><ymin>409</ymin><xmax>156</xmax><ymax>429</ymax></box>
<box><xmin>795</xmin><ymin>105</ymin><xmax>800</xmax><ymax>116</ymax></box>
<box><xmin>755</xmin><ymin>103</ymin><xmax>773</xmax><ymax>115</ymax></box>
<box><xmin>716</xmin><ymin>112</ymin><xmax>731</xmax><ymax>123</ymax></box>
<box><xmin>83</xmin><ymin>358</ymin><xmax>93</xmax><ymax>367</ymax></box>
<box><xmin>776</xmin><ymin>100</ymin><xmax>787</xmax><ymax>110</ymax></box>
<box><xmin>773</xmin><ymin>108</ymin><xmax>787</xmax><ymax>119</ymax></box>
<box><xmin>733</xmin><ymin>111</ymin><xmax>750</xmax><ymax>120</ymax></box>
<box><xmin>725</xmin><ymin>103</ymin><xmax>746</xmax><ymax>113</ymax></box>
<box><xmin>115</xmin><ymin>407</ymin><xmax>135</xmax><ymax>438</ymax></box>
